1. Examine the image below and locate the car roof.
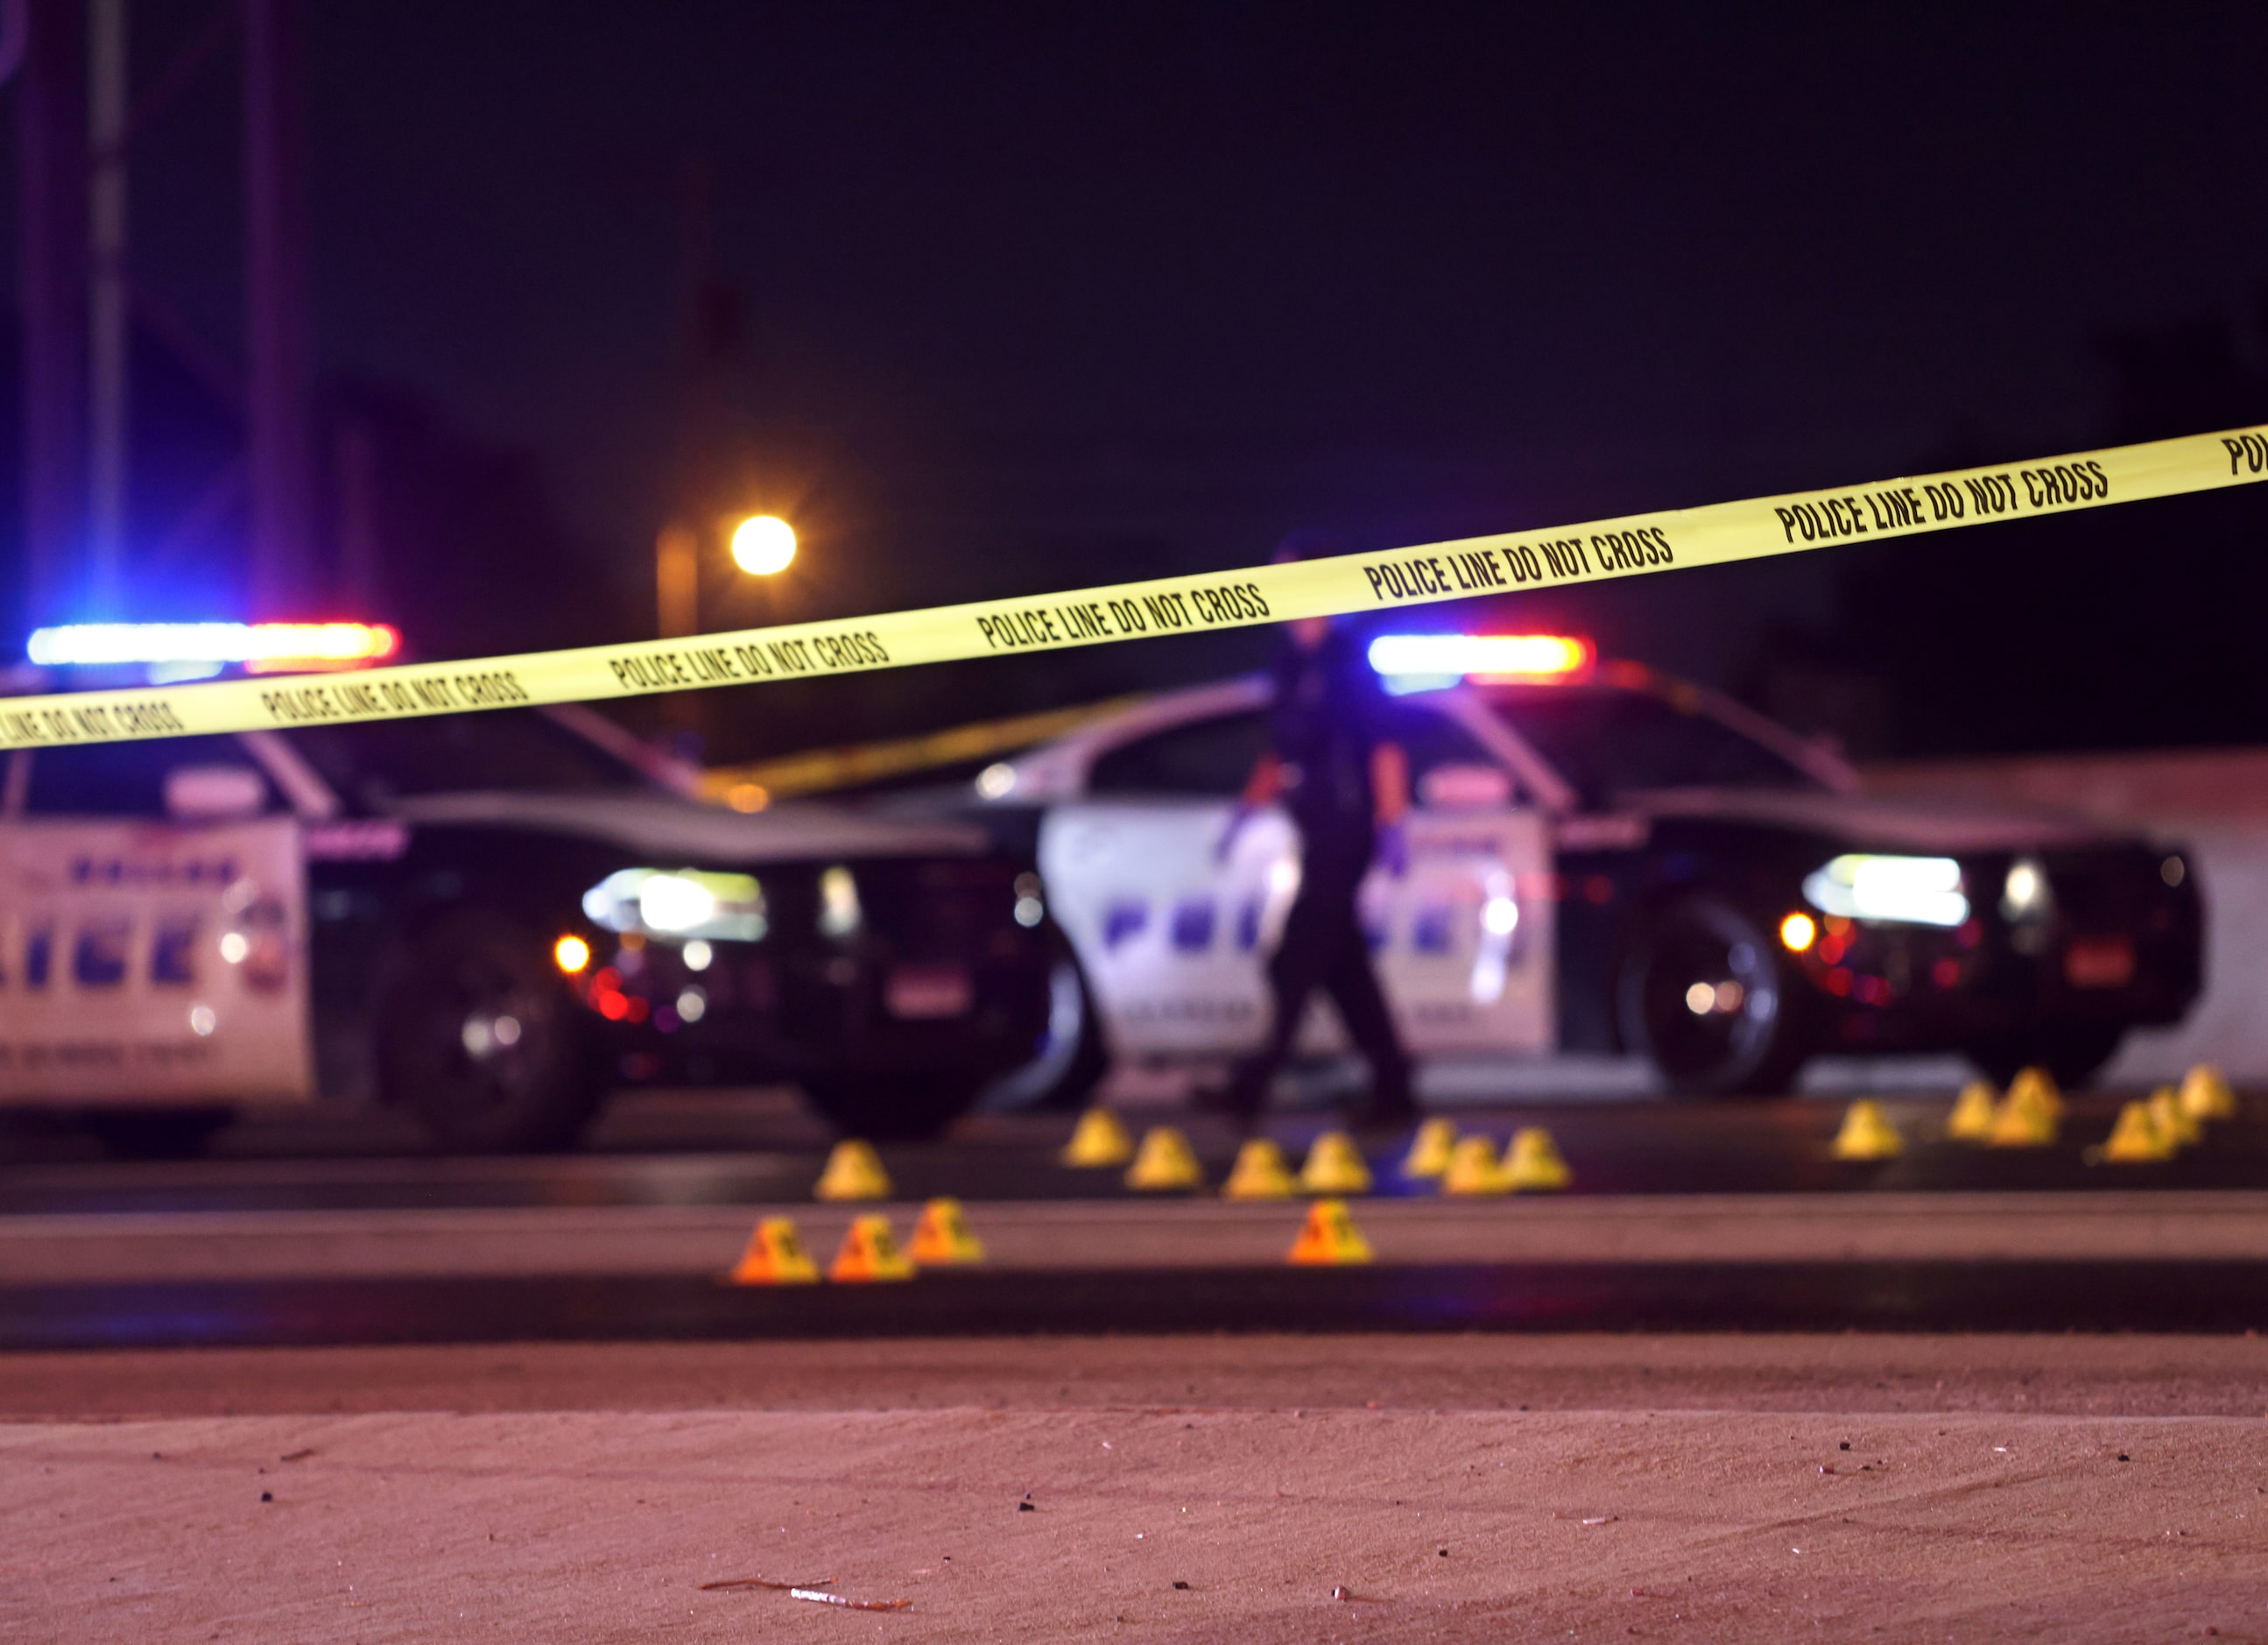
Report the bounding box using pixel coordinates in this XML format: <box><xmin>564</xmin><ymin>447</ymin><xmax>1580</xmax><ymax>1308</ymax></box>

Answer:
<box><xmin>988</xmin><ymin>660</ymin><xmax>1856</xmax><ymax>811</ymax></box>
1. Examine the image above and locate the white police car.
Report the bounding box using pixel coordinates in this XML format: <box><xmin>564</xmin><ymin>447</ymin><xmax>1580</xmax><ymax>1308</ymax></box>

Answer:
<box><xmin>975</xmin><ymin>634</ymin><xmax>2202</xmax><ymax>1105</ymax></box>
<box><xmin>0</xmin><ymin>696</ymin><xmax>1053</xmax><ymax>1154</ymax></box>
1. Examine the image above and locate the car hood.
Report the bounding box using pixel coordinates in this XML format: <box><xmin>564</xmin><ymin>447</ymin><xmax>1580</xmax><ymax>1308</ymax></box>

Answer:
<box><xmin>1629</xmin><ymin>787</ymin><xmax>2141</xmax><ymax>853</ymax></box>
<box><xmin>385</xmin><ymin>790</ymin><xmax>991</xmax><ymax>862</ymax></box>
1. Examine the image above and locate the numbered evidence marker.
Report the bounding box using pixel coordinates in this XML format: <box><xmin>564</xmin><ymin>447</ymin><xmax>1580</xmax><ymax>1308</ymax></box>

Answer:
<box><xmin>1061</xmin><ymin>1107</ymin><xmax>1137</xmax><ymax>1167</ymax></box>
<box><xmin>1297</xmin><ymin>1131</ymin><xmax>1373</xmax><ymax>1196</ymax></box>
<box><xmin>1399</xmin><ymin>1118</ymin><xmax>1459</xmax><ymax>1180</ymax></box>
<box><xmin>1830</xmin><ymin>1099</ymin><xmax>1904</xmax><ymax>1161</ymax></box>
<box><xmin>1288</xmin><ymin>1198</ymin><xmax>1374</xmax><ymax>1266</ymax></box>
<box><xmin>1502</xmin><ymin>1126</ymin><xmax>1573</xmax><ymax>1191</ymax></box>
<box><xmin>1124</xmin><ymin>1126</ymin><xmax>1205</xmax><ymax>1190</ymax></box>
<box><xmin>2179</xmin><ymin>1064</ymin><xmax>2238</xmax><ymax>1123</ymax></box>
<box><xmin>1946</xmin><ymin>1081</ymin><xmax>1999</xmax><ymax>1142</ymax></box>
<box><xmin>1222</xmin><ymin>1137</ymin><xmax>1297</xmax><ymax>1200</ymax></box>
<box><xmin>724</xmin><ymin>1217</ymin><xmax>820</xmax><ymax>1285</ymax></box>
<box><xmin>2095</xmin><ymin>1100</ymin><xmax>2174</xmax><ymax>1164</ymax></box>
<box><xmin>828</xmin><ymin>1214</ymin><xmax>917</xmax><ymax>1281</ymax></box>
<box><xmin>814</xmin><ymin>1139</ymin><xmax>892</xmax><ymax>1201</ymax></box>
<box><xmin>909</xmin><ymin>1197</ymin><xmax>986</xmax><ymax>1264</ymax></box>
<box><xmin>1440</xmin><ymin>1134</ymin><xmax>1507</xmax><ymax>1197</ymax></box>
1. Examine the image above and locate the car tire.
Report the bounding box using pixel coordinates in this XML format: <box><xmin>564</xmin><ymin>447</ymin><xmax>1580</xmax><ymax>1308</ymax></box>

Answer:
<box><xmin>1617</xmin><ymin>896</ymin><xmax>1810</xmax><ymax>1097</ymax></box>
<box><xmin>979</xmin><ymin>949</ymin><xmax>1110</xmax><ymax>1113</ymax></box>
<box><xmin>800</xmin><ymin>1072</ymin><xmax>987</xmax><ymax>1141</ymax></box>
<box><xmin>376</xmin><ymin>909</ymin><xmax>605</xmax><ymax>1154</ymax></box>
<box><xmin>1968</xmin><ymin>1027</ymin><xmax>2125</xmax><ymax>1091</ymax></box>
<box><xmin>84</xmin><ymin>1107</ymin><xmax>235</xmax><ymax>1161</ymax></box>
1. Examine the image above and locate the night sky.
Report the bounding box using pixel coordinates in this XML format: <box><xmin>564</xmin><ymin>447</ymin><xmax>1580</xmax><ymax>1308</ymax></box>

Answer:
<box><xmin>13</xmin><ymin>3</ymin><xmax>2268</xmax><ymax>758</ymax></box>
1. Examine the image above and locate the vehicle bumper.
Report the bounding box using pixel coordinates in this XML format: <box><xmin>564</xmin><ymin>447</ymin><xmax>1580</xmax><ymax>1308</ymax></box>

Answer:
<box><xmin>1787</xmin><ymin>851</ymin><xmax>2202</xmax><ymax>1052</ymax></box>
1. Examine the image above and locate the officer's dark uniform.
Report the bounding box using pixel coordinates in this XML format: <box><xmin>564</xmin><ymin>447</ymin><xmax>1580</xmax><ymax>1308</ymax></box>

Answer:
<box><xmin>1224</xmin><ymin>623</ymin><xmax>1414</xmax><ymax>1120</ymax></box>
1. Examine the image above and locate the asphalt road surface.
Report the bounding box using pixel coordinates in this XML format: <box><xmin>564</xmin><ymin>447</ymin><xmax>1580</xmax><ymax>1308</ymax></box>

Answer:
<box><xmin>5</xmin><ymin>1085</ymin><xmax>2268</xmax><ymax>1215</ymax></box>
<box><xmin>3</xmin><ymin>1085</ymin><xmax>2266</xmax><ymax>1347</ymax></box>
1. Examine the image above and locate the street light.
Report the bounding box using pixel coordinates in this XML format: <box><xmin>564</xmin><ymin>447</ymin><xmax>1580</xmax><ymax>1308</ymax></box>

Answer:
<box><xmin>730</xmin><ymin>515</ymin><xmax>797</xmax><ymax>575</ymax></box>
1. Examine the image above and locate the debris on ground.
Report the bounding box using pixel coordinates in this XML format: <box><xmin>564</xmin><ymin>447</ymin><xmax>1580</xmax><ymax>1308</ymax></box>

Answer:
<box><xmin>699</xmin><ymin>1577</ymin><xmax>830</xmax><ymax>1592</ymax></box>
<box><xmin>792</xmin><ymin>1588</ymin><xmax>912</xmax><ymax>1612</ymax></box>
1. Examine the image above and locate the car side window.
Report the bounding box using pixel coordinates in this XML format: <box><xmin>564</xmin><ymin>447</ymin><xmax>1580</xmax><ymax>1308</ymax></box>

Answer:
<box><xmin>1376</xmin><ymin>702</ymin><xmax>1504</xmax><ymax>792</ymax></box>
<box><xmin>1088</xmin><ymin>711</ymin><xmax>1268</xmax><ymax>796</ymax></box>
<box><xmin>23</xmin><ymin>737</ymin><xmax>272</xmax><ymax>818</ymax></box>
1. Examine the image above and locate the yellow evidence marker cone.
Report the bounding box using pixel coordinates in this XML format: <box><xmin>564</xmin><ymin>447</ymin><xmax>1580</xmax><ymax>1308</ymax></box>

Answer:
<box><xmin>2146</xmin><ymin>1085</ymin><xmax>2201</xmax><ymax>1150</ymax></box>
<box><xmin>1287</xmin><ymin>1198</ymin><xmax>1374</xmax><ymax>1266</ymax></box>
<box><xmin>828</xmin><ymin>1214</ymin><xmax>917</xmax><ymax>1281</ymax></box>
<box><xmin>1222</xmin><ymin>1137</ymin><xmax>1297</xmax><ymax>1200</ymax></box>
<box><xmin>1831</xmin><ymin>1099</ymin><xmax>1904</xmax><ymax>1161</ymax></box>
<box><xmin>2005</xmin><ymin>1065</ymin><xmax>2065</xmax><ymax>1119</ymax></box>
<box><xmin>1298</xmin><ymin>1131</ymin><xmax>1374</xmax><ymax>1196</ymax></box>
<box><xmin>724</xmin><ymin>1217</ymin><xmax>820</xmax><ymax>1285</ymax></box>
<box><xmin>1124</xmin><ymin>1126</ymin><xmax>1205</xmax><ymax>1190</ymax></box>
<box><xmin>2096</xmin><ymin>1099</ymin><xmax>2174</xmax><ymax>1164</ymax></box>
<box><xmin>1986</xmin><ymin>1082</ymin><xmax>2057</xmax><ymax>1148</ymax></box>
<box><xmin>1947</xmin><ymin>1080</ymin><xmax>1999</xmax><ymax>1142</ymax></box>
<box><xmin>2180</xmin><ymin>1063</ymin><xmax>2239</xmax><ymax>1123</ymax></box>
<box><xmin>1060</xmin><ymin>1107</ymin><xmax>1135</xmax><ymax>1167</ymax></box>
<box><xmin>814</xmin><ymin>1139</ymin><xmax>891</xmax><ymax>1201</ymax></box>
<box><xmin>1440</xmin><ymin>1134</ymin><xmax>1508</xmax><ymax>1197</ymax></box>
<box><xmin>1399</xmin><ymin>1117</ymin><xmax>1459</xmax><ymax>1180</ymax></box>
<box><xmin>1503</xmin><ymin>1126</ymin><xmax>1573</xmax><ymax>1192</ymax></box>
<box><xmin>909</xmin><ymin>1197</ymin><xmax>986</xmax><ymax>1265</ymax></box>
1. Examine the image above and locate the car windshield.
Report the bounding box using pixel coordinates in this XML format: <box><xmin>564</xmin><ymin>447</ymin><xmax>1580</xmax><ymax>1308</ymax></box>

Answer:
<box><xmin>286</xmin><ymin>709</ymin><xmax>650</xmax><ymax>808</ymax></box>
<box><xmin>1483</xmin><ymin>684</ymin><xmax>1819</xmax><ymax>804</ymax></box>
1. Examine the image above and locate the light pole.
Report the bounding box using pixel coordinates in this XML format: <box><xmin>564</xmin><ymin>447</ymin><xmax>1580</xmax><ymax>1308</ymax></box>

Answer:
<box><xmin>656</xmin><ymin>514</ymin><xmax>797</xmax><ymax>639</ymax></box>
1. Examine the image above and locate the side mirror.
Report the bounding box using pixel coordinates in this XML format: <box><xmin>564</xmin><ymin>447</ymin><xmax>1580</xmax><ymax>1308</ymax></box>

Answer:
<box><xmin>165</xmin><ymin>765</ymin><xmax>268</xmax><ymax>822</ymax></box>
<box><xmin>1419</xmin><ymin>763</ymin><xmax>1512</xmax><ymax>811</ymax></box>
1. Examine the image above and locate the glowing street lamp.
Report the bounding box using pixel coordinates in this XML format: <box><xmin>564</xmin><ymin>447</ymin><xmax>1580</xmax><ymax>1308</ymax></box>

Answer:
<box><xmin>729</xmin><ymin>515</ymin><xmax>797</xmax><ymax>575</ymax></box>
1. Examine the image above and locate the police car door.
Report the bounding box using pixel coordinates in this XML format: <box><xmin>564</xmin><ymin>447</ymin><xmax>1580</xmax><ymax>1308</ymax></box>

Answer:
<box><xmin>1038</xmin><ymin>705</ymin><xmax>1287</xmax><ymax>1060</ymax></box>
<box><xmin>1367</xmin><ymin>695</ymin><xmax>1553</xmax><ymax>1056</ymax></box>
<box><xmin>0</xmin><ymin>736</ymin><xmax>313</xmax><ymax>1108</ymax></box>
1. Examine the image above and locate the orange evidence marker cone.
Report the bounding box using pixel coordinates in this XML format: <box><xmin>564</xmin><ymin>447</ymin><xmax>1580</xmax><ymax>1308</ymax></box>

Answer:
<box><xmin>1399</xmin><ymin>1117</ymin><xmax>1459</xmax><ymax>1180</ymax></box>
<box><xmin>2096</xmin><ymin>1099</ymin><xmax>2174</xmax><ymax>1164</ymax></box>
<box><xmin>1297</xmin><ymin>1130</ymin><xmax>1374</xmax><ymax>1196</ymax></box>
<box><xmin>1222</xmin><ymin>1137</ymin><xmax>1297</xmax><ymax>1200</ymax></box>
<box><xmin>2146</xmin><ymin>1085</ymin><xmax>2201</xmax><ymax>1150</ymax></box>
<box><xmin>1503</xmin><ymin>1127</ymin><xmax>1573</xmax><ymax>1192</ymax></box>
<box><xmin>1124</xmin><ymin>1126</ymin><xmax>1205</xmax><ymax>1190</ymax></box>
<box><xmin>2005</xmin><ymin>1065</ymin><xmax>2065</xmax><ymax>1120</ymax></box>
<box><xmin>1440</xmin><ymin>1135</ymin><xmax>1507</xmax><ymax>1197</ymax></box>
<box><xmin>909</xmin><ymin>1197</ymin><xmax>986</xmax><ymax>1265</ymax></box>
<box><xmin>814</xmin><ymin>1139</ymin><xmax>892</xmax><ymax>1202</ymax></box>
<box><xmin>1061</xmin><ymin>1107</ymin><xmax>1136</xmax><ymax>1167</ymax></box>
<box><xmin>724</xmin><ymin>1217</ymin><xmax>821</xmax><ymax>1285</ymax></box>
<box><xmin>828</xmin><ymin>1214</ymin><xmax>917</xmax><ymax>1281</ymax></box>
<box><xmin>1287</xmin><ymin>1198</ymin><xmax>1374</xmax><ymax>1266</ymax></box>
<box><xmin>1986</xmin><ymin>1084</ymin><xmax>2057</xmax><ymax>1148</ymax></box>
<box><xmin>1947</xmin><ymin>1080</ymin><xmax>1999</xmax><ymax>1142</ymax></box>
<box><xmin>1831</xmin><ymin>1099</ymin><xmax>1904</xmax><ymax>1161</ymax></box>
<box><xmin>2180</xmin><ymin>1063</ymin><xmax>2238</xmax><ymax>1123</ymax></box>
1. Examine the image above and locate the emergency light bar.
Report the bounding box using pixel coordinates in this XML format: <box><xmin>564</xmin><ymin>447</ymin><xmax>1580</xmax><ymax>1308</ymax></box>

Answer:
<box><xmin>1367</xmin><ymin>633</ymin><xmax>1595</xmax><ymax>683</ymax></box>
<box><xmin>27</xmin><ymin>622</ymin><xmax>401</xmax><ymax>673</ymax></box>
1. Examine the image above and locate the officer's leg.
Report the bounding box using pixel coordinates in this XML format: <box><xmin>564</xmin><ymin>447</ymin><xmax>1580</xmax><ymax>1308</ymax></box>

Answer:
<box><xmin>1220</xmin><ymin>885</ymin><xmax>1334</xmax><ymax>1116</ymax></box>
<box><xmin>1320</xmin><ymin>893</ymin><xmax>1415</xmax><ymax>1117</ymax></box>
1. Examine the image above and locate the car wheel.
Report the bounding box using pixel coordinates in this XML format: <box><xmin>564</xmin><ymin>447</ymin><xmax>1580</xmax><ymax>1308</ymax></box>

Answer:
<box><xmin>377</xmin><ymin>910</ymin><xmax>604</xmax><ymax>1154</ymax></box>
<box><xmin>1618</xmin><ymin>896</ymin><xmax>1810</xmax><ymax>1096</ymax></box>
<box><xmin>801</xmin><ymin>1071</ymin><xmax>987</xmax><ymax>1141</ymax></box>
<box><xmin>84</xmin><ymin>1107</ymin><xmax>235</xmax><ymax>1161</ymax></box>
<box><xmin>979</xmin><ymin>950</ymin><xmax>1110</xmax><ymax>1113</ymax></box>
<box><xmin>1968</xmin><ymin>1027</ymin><xmax>2125</xmax><ymax>1091</ymax></box>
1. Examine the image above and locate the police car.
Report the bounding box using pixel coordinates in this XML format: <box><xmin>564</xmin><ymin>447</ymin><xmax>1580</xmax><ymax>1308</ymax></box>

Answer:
<box><xmin>0</xmin><ymin>693</ymin><xmax>1053</xmax><ymax>1154</ymax></box>
<box><xmin>973</xmin><ymin>634</ymin><xmax>2203</xmax><ymax>1105</ymax></box>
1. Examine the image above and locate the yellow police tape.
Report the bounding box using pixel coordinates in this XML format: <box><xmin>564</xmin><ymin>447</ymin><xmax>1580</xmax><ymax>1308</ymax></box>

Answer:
<box><xmin>6</xmin><ymin>424</ymin><xmax>2265</xmax><ymax>749</ymax></box>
